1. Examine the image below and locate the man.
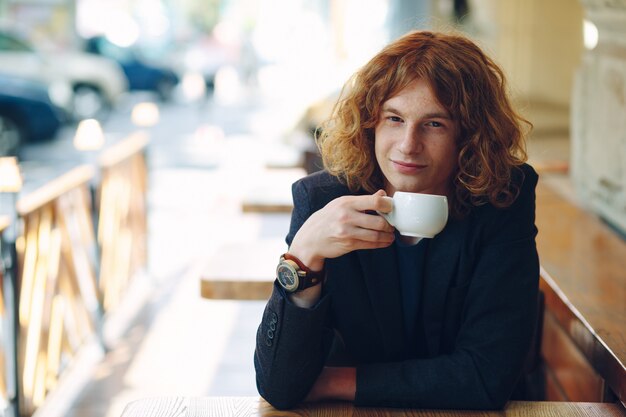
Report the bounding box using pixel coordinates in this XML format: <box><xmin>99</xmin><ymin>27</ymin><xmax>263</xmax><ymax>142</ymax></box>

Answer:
<box><xmin>255</xmin><ymin>30</ymin><xmax>539</xmax><ymax>410</ymax></box>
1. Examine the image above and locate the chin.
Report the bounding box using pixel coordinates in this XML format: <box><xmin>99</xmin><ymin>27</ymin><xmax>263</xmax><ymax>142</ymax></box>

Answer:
<box><xmin>396</xmin><ymin>180</ymin><xmax>425</xmax><ymax>192</ymax></box>
<box><xmin>392</xmin><ymin>185</ymin><xmax>425</xmax><ymax>194</ymax></box>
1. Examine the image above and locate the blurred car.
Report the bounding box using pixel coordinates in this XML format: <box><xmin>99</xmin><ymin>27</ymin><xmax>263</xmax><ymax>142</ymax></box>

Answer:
<box><xmin>0</xmin><ymin>29</ymin><xmax>128</xmax><ymax>120</ymax></box>
<box><xmin>0</xmin><ymin>73</ymin><xmax>67</xmax><ymax>156</ymax></box>
<box><xmin>84</xmin><ymin>36</ymin><xmax>180</xmax><ymax>101</ymax></box>
<box><xmin>167</xmin><ymin>35</ymin><xmax>234</xmax><ymax>96</ymax></box>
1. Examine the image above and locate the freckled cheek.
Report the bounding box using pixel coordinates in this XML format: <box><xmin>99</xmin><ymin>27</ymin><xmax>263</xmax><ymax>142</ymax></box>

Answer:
<box><xmin>373</xmin><ymin>131</ymin><xmax>391</xmax><ymax>159</ymax></box>
<box><xmin>374</xmin><ymin>129</ymin><xmax>401</xmax><ymax>154</ymax></box>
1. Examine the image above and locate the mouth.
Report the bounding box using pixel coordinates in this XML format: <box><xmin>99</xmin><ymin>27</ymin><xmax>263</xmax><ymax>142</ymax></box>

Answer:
<box><xmin>391</xmin><ymin>160</ymin><xmax>427</xmax><ymax>173</ymax></box>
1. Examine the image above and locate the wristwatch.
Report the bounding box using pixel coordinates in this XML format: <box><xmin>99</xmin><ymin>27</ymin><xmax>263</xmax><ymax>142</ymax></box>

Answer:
<box><xmin>276</xmin><ymin>253</ymin><xmax>325</xmax><ymax>293</ymax></box>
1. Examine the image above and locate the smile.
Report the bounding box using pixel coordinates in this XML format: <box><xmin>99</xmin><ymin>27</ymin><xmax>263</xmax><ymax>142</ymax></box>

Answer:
<box><xmin>391</xmin><ymin>160</ymin><xmax>427</xmax><ymax>173</ymax></box>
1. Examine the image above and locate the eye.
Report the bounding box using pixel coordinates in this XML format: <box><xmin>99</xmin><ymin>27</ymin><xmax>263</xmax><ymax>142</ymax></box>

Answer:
<box><xmin>426</xmin><ymin>121</ymin><xmax>443</xmax><ymax>128</ymax></box>
<box><xmin>387</xmin><ymin>115</ymin><xmax>403</xmax><ymax>123</ymax></box>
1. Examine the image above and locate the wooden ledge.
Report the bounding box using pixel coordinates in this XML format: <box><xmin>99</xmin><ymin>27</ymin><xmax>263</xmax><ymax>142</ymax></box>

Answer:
<box><xmin>532</xmin><ymin>160</ymin><xmax>570</xmax><ymax>175</ymax></box>
<box><xmin>536</xmin><ymin>180</ymin><xmax>626</xmax><ymax>402</ymax></box>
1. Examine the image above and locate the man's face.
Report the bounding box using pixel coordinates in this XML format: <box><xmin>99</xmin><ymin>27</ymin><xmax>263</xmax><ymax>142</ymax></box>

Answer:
<box><xmin>374</xmin><ymin>78</ymin><xmax>459</xmax><ymax>196</ymax></box>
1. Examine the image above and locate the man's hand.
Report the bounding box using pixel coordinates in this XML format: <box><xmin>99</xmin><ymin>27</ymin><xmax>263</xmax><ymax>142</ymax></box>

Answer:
<box><xmin>286</xmin><ymin>190</ymin><xmax>394</xmax><ymax>308</ymax></box>
<box><xmin>289</xmin><ymin>190</ymin><xmax>395</xmax><ymax>271</ymax></box>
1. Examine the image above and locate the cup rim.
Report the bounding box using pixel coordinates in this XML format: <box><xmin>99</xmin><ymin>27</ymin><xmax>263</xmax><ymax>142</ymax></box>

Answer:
<box><xmin>392</xmin><ymin>191</ymin><xmax>447</xmax><ymax>199</ymax></box>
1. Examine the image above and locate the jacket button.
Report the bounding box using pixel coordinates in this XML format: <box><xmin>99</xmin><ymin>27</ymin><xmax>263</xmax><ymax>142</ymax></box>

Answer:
<box><xmin>269</xmin><ymin>322</ymin><xmax>276</xmax><ymax>331</ymax></box>
<box><xmin>267</xmin><ymin>329</ymin><xmax>274</xmax><ymax>340</ymax></box>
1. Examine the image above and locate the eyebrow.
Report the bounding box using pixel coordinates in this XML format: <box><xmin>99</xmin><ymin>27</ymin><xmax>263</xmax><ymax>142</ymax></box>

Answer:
<box><xmin>381</xmin><ymin>105</ymin><xmax>453</xmax><ymax>120</ymax></box>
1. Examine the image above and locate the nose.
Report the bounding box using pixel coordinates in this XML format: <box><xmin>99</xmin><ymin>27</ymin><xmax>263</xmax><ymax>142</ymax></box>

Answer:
<box><xmin>398</xmin><ymin>125</ymin><xmax>423</xmax><ymax>155</ymax></box>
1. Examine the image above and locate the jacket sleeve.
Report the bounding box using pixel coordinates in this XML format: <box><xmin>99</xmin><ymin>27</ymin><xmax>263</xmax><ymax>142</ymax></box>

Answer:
<box><xmin>254</xmin><ymin>178</ymin><xmax>333</xmax><ymax>409</ymax></box>
<box><xmin>355</xmin><ymin>166</ymin><xmax>540</xmax><ymax>410</ymax></box>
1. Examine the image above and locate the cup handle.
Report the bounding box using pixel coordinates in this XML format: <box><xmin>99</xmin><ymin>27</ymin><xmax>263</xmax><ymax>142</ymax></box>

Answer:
<box><xmin>377</xmin><ymin>196</ymin><xmax>394</xmax><ymax>226</ymax></box>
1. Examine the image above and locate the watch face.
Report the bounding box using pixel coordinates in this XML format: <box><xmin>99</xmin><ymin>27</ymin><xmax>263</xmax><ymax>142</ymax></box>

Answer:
<box><xmin>277</xmin><ymin>262</ymin><xmax>299</xmax><ymax>292</ymax></box>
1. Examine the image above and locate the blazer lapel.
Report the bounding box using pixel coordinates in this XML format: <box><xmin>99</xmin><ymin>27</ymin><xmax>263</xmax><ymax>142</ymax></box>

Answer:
<box><xmin>357</xmin><ymin>246</ymin><xmax>407</xmax><ymax>359</ymax></box>
<box><xmin>422</xmin><ymin>218</ymin><xmax>464</xmax><ymax>355</ymax></box>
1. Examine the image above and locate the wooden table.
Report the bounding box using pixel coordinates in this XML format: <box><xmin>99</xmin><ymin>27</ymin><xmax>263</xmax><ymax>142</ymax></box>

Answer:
<box><xmin>200</xmin><ymin>238</ymin><xmax>286</xmax><ymax>300</ymax></box>
<box><xmin>120</xmin><ymin>396</ymin><xmax>626</xmax><ymax>417</ymax></box>
<box><xmin>200</xmin><ymin>166</ymin><xmax>297</xmax><ymax>300</ymax></box>
<box><xmin>240</xmin><ymin>168</ymin><xmax>306</xmax><ymax>213</ymax></box>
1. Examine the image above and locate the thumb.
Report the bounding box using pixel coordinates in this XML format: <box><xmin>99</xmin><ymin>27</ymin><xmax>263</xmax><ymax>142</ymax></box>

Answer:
<box><xmin>373</xmin><ymin>189</ymin><xmax>387</xmax><ymax>197</ymax></box>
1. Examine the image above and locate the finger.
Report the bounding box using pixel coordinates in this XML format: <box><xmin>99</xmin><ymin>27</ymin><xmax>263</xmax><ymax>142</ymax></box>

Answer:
<box><xmin>354</xmin><ymin>211</ymin><xmax>395</xmax><ymax>232</ymax></box>
<box><xmin>373</xmin><ymin>194</ymin><xmax>393</xmax><ymax>213</ymax></box>
<box><xmin>349</xmin><ymin>237</ymin><xmax>395</xmax><ymax>251</ymax></box>
<box><xmin>350</xmin><ymin>194</ymin><xmax>392</xmax><ymax>213</ymax></box>
<box><xmin>348</xmin><ymin>226</ymin><xmax>395</xmax><ymax>244</ymax></box>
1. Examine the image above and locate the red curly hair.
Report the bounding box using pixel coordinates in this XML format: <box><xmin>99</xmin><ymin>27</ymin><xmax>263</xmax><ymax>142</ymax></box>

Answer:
<box><xmin>317</xmin><ymin>30</ymin><xmax>530</xmax><ymax>218</ymax></box>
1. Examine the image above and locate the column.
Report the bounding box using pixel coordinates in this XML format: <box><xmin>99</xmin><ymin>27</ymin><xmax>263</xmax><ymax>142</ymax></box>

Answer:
<box><xmin>572</xmin><ymin>0</ymin><xmax>626</xmax><ymax>234</ymax></box>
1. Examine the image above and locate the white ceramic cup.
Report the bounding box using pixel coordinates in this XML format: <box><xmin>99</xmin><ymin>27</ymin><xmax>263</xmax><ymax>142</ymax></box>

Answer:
<box><xmin>379</xmin><ymin>192</ymin><xmax>449</xmax><ymax>238</ymax></box>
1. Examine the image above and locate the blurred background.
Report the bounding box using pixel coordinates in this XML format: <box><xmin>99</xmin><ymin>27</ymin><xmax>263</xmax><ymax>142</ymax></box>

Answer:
<box><xmin>0</xmin><ymin>0</ymin><xmax>589</xmax><ymax>168</ymax></box>
<box><xmin>0</xmin><ymin>0</ymin><xmax>623</xmax><ymax>416</ymax></box>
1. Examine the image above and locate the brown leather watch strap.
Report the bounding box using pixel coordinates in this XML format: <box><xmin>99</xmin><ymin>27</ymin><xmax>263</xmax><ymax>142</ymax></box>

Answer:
<box><xmin>282</xmin><ymin>253</ymin><xmax>325</xmax><ymax>289</ymax></box>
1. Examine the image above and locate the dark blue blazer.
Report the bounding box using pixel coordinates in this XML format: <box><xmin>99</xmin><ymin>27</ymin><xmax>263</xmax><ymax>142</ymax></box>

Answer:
<box><xmin>255</xmin><ymin>164</ymin><xmax>540</xmax><ymax>410</ymax></box>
